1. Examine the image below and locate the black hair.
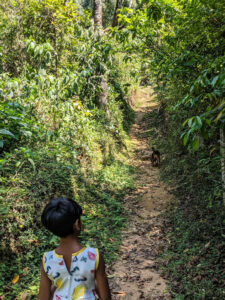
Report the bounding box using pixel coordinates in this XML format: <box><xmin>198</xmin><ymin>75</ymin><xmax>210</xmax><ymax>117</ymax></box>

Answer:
<box><xmin>41</xmin><ymin>198</ymin><xmax>82</xmax><ymax>238</ymax></box>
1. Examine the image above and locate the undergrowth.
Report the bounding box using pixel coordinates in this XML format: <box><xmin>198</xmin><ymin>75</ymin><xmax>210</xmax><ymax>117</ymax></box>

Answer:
<box><xmin>0</xmin><ymin>1</ymin><xmax>139</xmax><ymax>297</ymax></box>
<box><xmin>143</xmin><ymin>104</ymin><xmax>225</xmax><ymax>300</ymax></box>
<box><xmin>0</xmin><ymin>140</ymin><xmax>134</xmax><ymax>298</ymax></box>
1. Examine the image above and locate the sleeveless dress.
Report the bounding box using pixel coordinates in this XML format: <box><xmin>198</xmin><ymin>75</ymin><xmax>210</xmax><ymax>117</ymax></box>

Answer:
<box><xmin>42</xmin><ymin>247</ymin><xmax>99</xmax><ymax>300</ymax></box>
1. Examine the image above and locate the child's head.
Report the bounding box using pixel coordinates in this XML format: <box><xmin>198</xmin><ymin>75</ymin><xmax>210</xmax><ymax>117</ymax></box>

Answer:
<box><xmin>41</xmin><ymin>197</ymin><xmax>82</xmax><ymax>238</ymax></box>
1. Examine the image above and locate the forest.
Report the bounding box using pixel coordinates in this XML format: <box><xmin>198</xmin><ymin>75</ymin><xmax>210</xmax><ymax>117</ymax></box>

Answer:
<box><xmin>0</xmin><ymin>0</ymin><xmax>224</xmax><ymax>299</ymax></box>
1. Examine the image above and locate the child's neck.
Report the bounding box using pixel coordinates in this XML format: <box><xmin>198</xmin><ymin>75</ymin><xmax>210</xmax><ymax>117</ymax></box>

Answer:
<box><xmin>56</xmin><ymin>235</ymin><xmax>83</xmax><ymax>254</ymax></box>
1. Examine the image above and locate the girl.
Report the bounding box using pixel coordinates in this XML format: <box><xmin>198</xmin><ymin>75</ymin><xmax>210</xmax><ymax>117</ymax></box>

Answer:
<box><xmin>38</xmin><ymin>197</ymin><xmax>111</xmax><ymax>300</ymax></box>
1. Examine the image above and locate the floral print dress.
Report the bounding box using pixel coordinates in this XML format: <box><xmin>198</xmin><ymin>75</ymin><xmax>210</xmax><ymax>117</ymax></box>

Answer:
<box><xmin>42</xmin><ymin>247</ymin><xmax>99</xmax><ymax>300</ymax></box>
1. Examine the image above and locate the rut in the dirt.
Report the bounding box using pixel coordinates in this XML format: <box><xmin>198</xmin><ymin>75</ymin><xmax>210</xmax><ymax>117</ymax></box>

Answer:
<box><xmin>109</xmin><ymin>88</ymin><xmax>171</xmax><ymax>300</ymax></box>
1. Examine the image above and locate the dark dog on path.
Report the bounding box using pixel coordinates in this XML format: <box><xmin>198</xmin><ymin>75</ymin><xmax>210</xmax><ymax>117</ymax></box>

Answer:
<box><xmin>151</xmin><ymin>147</ymin><xmax>160</xmax><ymax>167</ymax></box>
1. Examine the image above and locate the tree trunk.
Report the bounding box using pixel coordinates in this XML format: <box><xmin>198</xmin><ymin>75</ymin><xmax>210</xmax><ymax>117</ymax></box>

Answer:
<box><xmin>220</xmin><ymin>127</ymin><xmax>225</xmax><ymax>205</ymax></box>
<box><xmin>112</xmin><ymin>0</ymin><xmax>122</xmax><ymax>27</ymax></box>
<box><xmin>129</xmin><ymin>0</ymin><xmax>133</xmax><ymax>8</ymax></box>
<box><xmin>93</xmin><ymin>0</ymin><xmax>102</xmax><ymax>27</ymax></box>
<box><xmin>93</xmin><ymin>0</ymin><xmax>110</xmax><ymax>117</ymax></box>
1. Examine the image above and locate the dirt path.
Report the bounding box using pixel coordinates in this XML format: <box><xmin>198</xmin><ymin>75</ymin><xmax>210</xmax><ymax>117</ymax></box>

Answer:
<box><xmin>109</xmin><ymin>88</ymin><xmax>171</xmax><ymax>300</ymax></box>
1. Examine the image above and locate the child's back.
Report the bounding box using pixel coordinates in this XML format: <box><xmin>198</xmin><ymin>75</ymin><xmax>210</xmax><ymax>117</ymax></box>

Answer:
<box><xmin>38</xmin><ymin>198</ymin><xmax>111</xmax><ymax>300</ymax></box>
<box><xmin>43</xmin><ymin>247</ymin><xmax>98</xmax><ymax>299</ymax></box>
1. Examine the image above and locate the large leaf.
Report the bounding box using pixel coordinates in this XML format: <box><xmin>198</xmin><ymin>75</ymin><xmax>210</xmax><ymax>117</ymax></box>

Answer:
<box><xmin>0</xmin><ymin>129</ymin><xmax>15</xmax><ymax>138</ymax></box>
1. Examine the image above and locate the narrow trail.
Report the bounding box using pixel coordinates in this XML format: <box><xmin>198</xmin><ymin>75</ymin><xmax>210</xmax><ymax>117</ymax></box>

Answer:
<box><xmin>109</xmin><ymin>88</ymin><xmax>172</xmax><ymax>300</ymax></box>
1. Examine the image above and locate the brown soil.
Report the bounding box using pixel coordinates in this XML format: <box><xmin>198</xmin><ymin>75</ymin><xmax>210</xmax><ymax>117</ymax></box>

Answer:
<box><xmin>109</xmin><ymin>88</ymin><xmax>172</xmax><ymax>300</ymax></box>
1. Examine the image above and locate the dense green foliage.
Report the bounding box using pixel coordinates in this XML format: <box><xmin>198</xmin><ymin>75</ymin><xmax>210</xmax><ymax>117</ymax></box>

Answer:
<box><xmin>144</xmin><ymin>108</ymin><xmax>224</xmax><ymax>299</ymax></box>
<box><xmin>118</xmin><ymin>0</ymin><xmax>225</xmax><ymax>149</ymax></box>
<box><xmin>0</xmin><ymin>0</ymin><xmax>137</xmax><ymax>297</ymax></box>
<box><xmin>114</xmin><ymin>0</ymin><xmax>225</xmax><ymax>298</ymax></box>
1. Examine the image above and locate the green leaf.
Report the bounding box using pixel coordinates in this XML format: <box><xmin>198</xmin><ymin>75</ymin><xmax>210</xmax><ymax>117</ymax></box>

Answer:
<box><xmin>183</xmin><ymin>118</ymin><xmax>189</xmax><ymax>126</ymax></box>
<box><xmin>0</xmin><ymin>129</ymin><xmax>15</xmax><ymax>138</ymax></box>
<box><xmin>211</xmin><ymin>75</ymin><xmax>219</xmax><ymax>87</ymax></box>
<box><xmin>28</xmin><ymin>158</ymin><xmax>36</xmax><ymax>171</ymax></box>
<box><xmin>16</xmin><ymin>161</ymin><xmax>21</xmax><ymax>167</ymax></box>
<box><xmin>0</xmin><ymin>141</ymin><xmax>3</xmax><ymax>148</ymax></box>
<box><xmin>196</xmin><ymin>116</ymin><xmax>202</xmax><ymax>128</ymax></box>
<box><xmin>183</xmin><ymin>132</ymin><xmax>190</xmax><ymax>146</ymax></box>
<box><xmin>23</xmin><ymin>131</ymin><xmax>32</xmax><ymax>137</ymax></box>
<box><xmin>191</xmin><ymin>137</ymin><xmax>199</xmax><ymax>151</ymax></box>
<box><xmin>188</xmin><ymin>118</ymin><xmax>193</xmax><ymax>127</ymax></box>
<box><xmin>205</xmin><ymin>119</ymin><xmax>211</xmax><ymax>126</ymax></box>
<box><xmin>0</xmin><ymin>206</ymin><xmax>9</xmax><ymax>215</ymax></box>
<box><xmin>49</xmin><ymin>235</ymin><xmax>58</xmax><ymax>243</ymax></box>
<box><xmin>210</xmin><ymin>147</ymin><xmax>216</xmax><ymax>155</ymax></box>
<box><xmin>190</xmin><ymin>84</ymin><xmax>195</xmax><ymax>93</ymax></box>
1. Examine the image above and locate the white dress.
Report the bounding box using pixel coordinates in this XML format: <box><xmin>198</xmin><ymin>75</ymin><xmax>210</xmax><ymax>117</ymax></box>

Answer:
<box><xmin>42</xmin><ymin>247</ymin><xmax>99</xmax><ymax>300</ymax></box>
